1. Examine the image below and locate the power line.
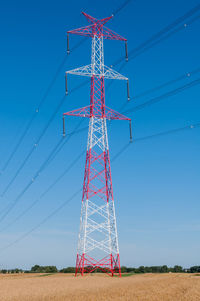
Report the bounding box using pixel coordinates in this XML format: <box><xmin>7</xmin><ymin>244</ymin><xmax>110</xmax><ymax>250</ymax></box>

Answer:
<box><xmin>0</xmin><ymin>149</ymin><xmax>85</xmax><ymax>232</ymax></box>
<box><xmin>46</xmin><ymin>120</ymin><xmax>86</xmax><ymax>167</ymax></box>
<box><xmin>1</xmin><ymin>54</ymin><xmax>67</xmax><ymax>173</ymax></box>
<box><xmin>26</xmin><ymin>66</ymin><xmax>200</xmax><ymax>160</ymax></box>
<box><xmin>1</xmin><ymin>77</ymin><xmax>91</xmax><ymax>196</ymax></box>
<box><xmin>1</xmin><ymin>95</ymin><xmax>66</xmax><ymax>196</ymax></box>
<box><xmin>0</xmin><ymin>119</ymin><xmax>87</xmax><ymax>224</ymax></box>
<box><xmin>123</xmin><ymin>77</ymin><xmax>200</xmax><ymax>114</ymax></box>
<box><xmin>27</xmin><ymin>67</ymin><xmax>200</xmax><ymax>219</ymax></box>
<box><xmin>123</xmin><ymin>14</ymin><xmax>200</xmax><ymax>65</ymax></box>
<box><xmin>0</xmin><ymin>2</ymin><xmax>133</xmax><ymax>226</ymax></box>
<box><xmin>64</xmin><ymin>5</ymin><xmax>200</xmax><ymax>105</ymax></box>
<box><xmin>112</xmin><ymin>0</ymin><xmax>133</xmax><ymax>16</ymax></box>
<box><xmin>0</xmin><ymin>189</ymin><xmax>82</xmax><ymax>253</ymax></box>
<box><xmin>0</xmin><ymin>0</ymin><xmax>131</xmax><ymax>176</ymax></box>
<box><xmin>0</xmin><ymin>113</ymin><xmax>38</xmax><ymax>174</ymax></box>
<box><xmin>113</xmin><ymin>4</ymin><xmax>200</xmax><ymax>67</ymax></box>
<box><xmin>30</xmin><ymin>118</ymin><xmax>85</xmax><ymax>175</ymax></box>
<box><xmin>0</xmin><ymin>39</ymin><xmax>87</xmax><ymax>175</ymax></box>
<box><xmin>111</xmin><ymin>122</ymin><xmax>200</xmax><ymax>161</ymax></box>
<box><xmin>4</xmin><ymin>0</ymin><xmax>197</xmax><ymax>187</ymax></box>
<box><xmin>106</xmin><ymin>13</ymin><xmax>200</xmax><ymax>94</ymax></box>
<box><xmin>131</xmin><ymin>67</ymin><xmax>200</xmax><ymax>100</ymax></box>
<box><xmin>0</xmin><ymin>1</ymin><xmax>199</xmax><ymax>248</ymax></box>
<box><xmin>0</xmin><ymin>137</ymin><xmax>64</xmax><ymax>223</ymax></box>
<box><xmin>108</xmin><ymin>13</ymin><xmax>200</xmax><ymax>98</ymax></box>
<box><xmin>0</xmin><ymin>121</ymin><xmax>199</xmax><ymax>252</ymax></box>
<box><xmin>2</xmin><ymin>120</ymin><xmax>200</xmax><ymax>229</ymax></box>
<box><xmin>38</xmin><ymin>68</ymin><xmax>200</xmax><ymax>139</ymax></box>
<box><xmin>0</xmin><ymin>0</ymin><xmax>131</xmax><ymax>194</ymax></box>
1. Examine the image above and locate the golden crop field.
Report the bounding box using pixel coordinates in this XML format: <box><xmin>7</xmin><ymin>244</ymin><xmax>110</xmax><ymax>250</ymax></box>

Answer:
<box><xmin>0</xmin><ymin>273</ymin><xmax>200</xmax><ymax>301</ymax></box>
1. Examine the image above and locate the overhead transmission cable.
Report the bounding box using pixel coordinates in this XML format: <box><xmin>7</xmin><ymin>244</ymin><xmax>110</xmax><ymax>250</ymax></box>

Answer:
<box><xmin>0</xmin><ymin>121</ymin><xmax>199</xmax><ymax>252</ymax></box>
<box><xmin>111</xmin><ymin>122</ymin><xmax>200</xmax><ymax>161</ymax></box>
<box><xmin>0</xmin><ymin>119</ymin><xmax>86</xmax><ymax>223</ymax></box>
<box><xmin>27</xmin><ymin>67</ymin><xmax>200</xmax><ymax>184</ymax></box>
<box><xmin>105</xmin><ymin>7</ymin><xmax>200</xmax><ymax>96</ymax></box>
<box><xmin>0</xmin><ymin>188</ymin><xmax>82</xmax><ymax>254</ymax></box>
<box><xmin>1</xmin><ymin>95</ymin><xmax>66</xmax><ymax>197</ymax></box>
<box><xmin>0</xmin><ymin>136</ymin><xmax>64</xmax><ymax>223</ymax></box>
<box><xmin>0</xmin><ymin>149</ymin><xmax>85</xmax><ymax>232</ymax></box>
<box><xmin>2</xmin><ymin>1</ymin><xmax>199</xmax><ymax>250</ymax></box>
<box><xmin>0</xmin><ymin>0</ymin><xmax>132</xmax><ymax>195</ymax></box>
<box><xmin>112</xmin><ymin>0</ymin><xmax>133</xmax><ymax>16</ymax></box>
<box><xmin>0</xmin><ymin>0</ymin><xmax>133</xmax><ymax>219</ymax></box>
<box><xmin>132</xmin><ymin>67</ymin><xmax>200</xmax><ymax>100</ymax></box>
<box><xmin>1</xmin><ymin>0</ymin><xmax>198</xmax><ymax>229</ymax></box>
<box><xmin>1</xmin><ymin>77</ymin><xmax>90</xmax><ymax>196</ymax></box>
<box><xmin>46</xmin><ymin>122</ymin><xmax>87</xmax><ymax>167</ymax></box>
<box><xmin>20</xmin><ymin>68</ymin><xmax>199</xmax><ymax>142</ymax></box>
<box><xmin>0</xmin><ymin>39</ymin><xmax>87</xmax><ymax>175</ymax></box>
<box><xmin>113</xmin><ymin>3</ymin><xmax>200</xmax><ymax>67</ymax></box>
<box><xmin>62</xmin><ymin>4</ymin><xmax>200</xmax><ymax>99</ymax></box>
<box><xmin>106</xmin><ymin>9</ymin><xmax>200</xmax><ymax>92</ymax></box>
<box><xmin>44</xmin><ymin>7</ymin><xmax>200</xmax><ymax>148</ymax></box>
<box><xmin>0</xmin><ymin>15</ymin><xmax>199</xmax><ymax>244</ymax></box>
<box><xmin>0</xmin><ymin>0</ymin><xmax>135</xmax><ymax>229</ymax></box>
<box><xmin>117</xmin><ymin>14</ymin><xmax>200</xmax><ymax>77</ymax></box>
<box><xmin>1</xmin><ymin>71</ymin><xmax>195</xmax><ymax>224</ymax></box>
<box><xmin>123</xmin><ymin>77</ymin><xmax>200</xmax><ymax>114</ymax></box>
<box><xmin>1</xmin><ymin>118</ymin><xmax>199</xmax><ymax>230</ymax></box>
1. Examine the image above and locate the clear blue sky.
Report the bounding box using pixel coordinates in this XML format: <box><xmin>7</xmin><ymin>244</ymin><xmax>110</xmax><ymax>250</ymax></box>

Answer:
<box><xmin>0</xmin><ymin>0</ymin><xmax>200</xmax><ymax>269</ymax></box>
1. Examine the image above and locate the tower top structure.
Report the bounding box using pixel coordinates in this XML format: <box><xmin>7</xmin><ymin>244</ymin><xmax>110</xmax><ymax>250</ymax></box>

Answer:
<box><xmin>68</xmin><ymin>11</ymin><xmax>127</xmax><ymax>41</ymax></box>
<box><xmin>67</xmin><ymin>12</ymin><xmax>128</xmax><ymax>61</ymax></box>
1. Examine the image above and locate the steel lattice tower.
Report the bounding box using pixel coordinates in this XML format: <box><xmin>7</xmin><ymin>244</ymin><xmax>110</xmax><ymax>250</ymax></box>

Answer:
<box><xmin>63</xmin><ymin>12</ymin><xmax>132</xmax><ymax>277</ymax></box>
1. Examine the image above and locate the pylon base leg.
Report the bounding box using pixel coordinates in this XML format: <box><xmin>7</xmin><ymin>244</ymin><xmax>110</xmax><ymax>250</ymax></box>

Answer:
<box><xmin>75</xmin><ymin>253</ymin><xmax>121</xmax><ymax>277</ymax></box>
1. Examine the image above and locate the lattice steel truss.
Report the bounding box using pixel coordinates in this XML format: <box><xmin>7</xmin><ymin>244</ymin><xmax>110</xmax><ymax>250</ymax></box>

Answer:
<box><xmin>63</xmin><ymin>12</ymin><xmax>131</xmax><ymax>277</ymax></box>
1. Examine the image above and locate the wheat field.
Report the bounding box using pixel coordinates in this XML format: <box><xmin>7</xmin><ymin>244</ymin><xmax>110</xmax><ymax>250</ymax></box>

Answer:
<box><xmin>0</xmin><ymin>273</ymin><xmax>200</xmax><ymax>301</ymax></box>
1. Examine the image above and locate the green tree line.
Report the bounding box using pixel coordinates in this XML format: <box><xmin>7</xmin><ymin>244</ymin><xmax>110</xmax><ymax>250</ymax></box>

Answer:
<box><xmin>1</xmin><ymin>265</ymin><xmax>200</xmax><ymax>274</ymax></box>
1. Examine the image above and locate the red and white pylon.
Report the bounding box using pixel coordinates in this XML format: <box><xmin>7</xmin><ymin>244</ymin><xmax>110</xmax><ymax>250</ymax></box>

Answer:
<box><xmin>63</xmin><ymin>12</ymin><xmax>132</xmax><ymax>277</ymax></box>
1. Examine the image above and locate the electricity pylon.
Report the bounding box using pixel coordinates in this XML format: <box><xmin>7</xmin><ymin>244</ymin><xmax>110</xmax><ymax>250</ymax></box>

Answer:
<box><xmin>63</xmin><ymin>12</ymin><xmax>132</xmax><ymax>277</ymax></box>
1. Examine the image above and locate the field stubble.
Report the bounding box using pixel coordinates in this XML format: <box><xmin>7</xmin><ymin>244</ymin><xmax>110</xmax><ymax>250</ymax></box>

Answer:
<box><xmin>0</xmin><ymin>273</ymin><xmax>200</xmax><ymax>301</ymax></box>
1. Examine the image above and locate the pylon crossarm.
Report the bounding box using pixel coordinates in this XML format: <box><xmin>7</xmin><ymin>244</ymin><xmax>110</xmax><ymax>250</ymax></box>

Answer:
<box><xmin>68</xmin><ymin>25</ymin><xmax>126</xmax><ymax>41</ymax></box>
<box><xmin>63</xmin><ymin>105</ymin><xmax>91</xmax><ymax>118</ymax></box>
<box><xmin>67</xmin><ymin>64</ymin><xmax>127</xmax><ymax>80</ymax></box>
<box><xmin>67</xmin><ymin>65</ymin><xmax>92</xmax><ymax>77</ymax></box>
<box><xmin>68</xmin><ymin>25</ymin><xmax>94</xmax><ymax>37</ymax></box>
<box><xmin>68</xmin><ymin>12</ymin><xmax>126</xmax><ymax>41</ymax></box>
<box><xmin>103</xmin><ymin>26</ymin><xmax>126</xmax><ymax>41</ymax></box>
<box><xmin>105</xmin><ymin>106</ymin><xmax>130</xmax><ymax>120</ymax></box>
<box><xmin>63</xmin><ymin>105</ymin><xmax>130</xmax><ymax>120</ymax></box>
<box><xmin>81</xmin><ymin>12</ymin><xmax>98</xmax><ymax>23</ymax></box>
<box><xmin>103</xmin><ymin>65</ymin><xmax>128</xmax><ymax>80</ymax></box>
